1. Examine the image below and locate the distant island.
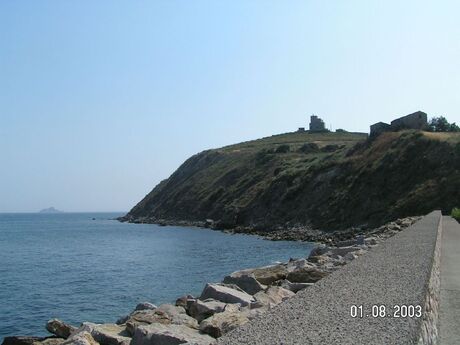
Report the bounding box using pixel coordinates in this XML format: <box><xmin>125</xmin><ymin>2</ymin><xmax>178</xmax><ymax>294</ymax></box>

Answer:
<box><xmin>39</xmin><ymin>207</ymin><xmax>63</xmax><ymax>214</ymax></box>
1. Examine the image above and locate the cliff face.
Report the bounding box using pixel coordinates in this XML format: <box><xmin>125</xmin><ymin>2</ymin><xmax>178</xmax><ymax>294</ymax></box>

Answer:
<box><xmin>122</xmin><ymin>131</ymin><xmax>460</xmax><ymax>231</ymax></box>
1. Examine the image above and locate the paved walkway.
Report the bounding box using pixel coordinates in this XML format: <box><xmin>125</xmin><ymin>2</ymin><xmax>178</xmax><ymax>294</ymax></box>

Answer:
<box><xmin>440</xmin><ymin>216</ymin><xmax>460</xmax><ymax>344</ymax></box>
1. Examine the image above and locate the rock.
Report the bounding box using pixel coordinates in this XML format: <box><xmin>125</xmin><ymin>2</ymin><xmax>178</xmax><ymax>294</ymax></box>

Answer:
<box><xmin>199</xmin><ymin>283</ymin><xmax>255</xmax><ymax>307</ymax></box>
<box><xmin>134</xmin><ymin>302</ymin><xmax>157</xmax><ymax>311</ymax></box>
<box><xmin>62</xmin><ymin>332</ymin><xmax>98</xmax><ymax>345</ymax></box>
<box><xmin>188</xmin><ymin>299</ymin><xmax>227</xmax><ymax>322</ymax></box>
<box><xmin>46</xmin><ymin>319</ymin><xmax>77</xmax><ymax>339</ymax></box>
<box><xmin>286</xmin><ymin>258</ymin><xmax>317</xmax><ymax>272</ymax></box>
<box><xmin>131</xmin><ymin>323</ymin><xmax>215</xmax><ymax>345</ymax></box>
<box><xmin>241</xmin><ymin>306</ymin><xmax>269</xmax><ymax>320</ymax></box>
<box><xmin>2</xmin><ymin>337</ymin><xmax>48</xmax><ymax>345</ymax></box>
<box><xmin>222</xmin><ymin>273</ymin><xmax>266</xmax><ymax>295</ymax></box>
<box><xmin>277</xmin><ymin>279</ymin><xmax>313</xmax><ymax>293</ymax></box>
<box><xmin>199</xmin><ymin>310</ymin><xmax>249</xmax><ymax>338</ymax></box>
<box><xmin>308</xmin><ymin>245</ymin><xmax>328</xmax><ymax>258</ymax></box>
<box><xmin>125</xmin><ymin>310</ymin><xmax>171</xmax><ymax>335</ymax></box>
<box><xmin>328</xmin><ymin>246</ymin><xmax>363</xmax><ymax>257</ymax></box>
<box><xmin>175</xmin><ymin>295</ymin><xmax>195</xmax><ymax>312</ymax></box>
<box><xmin>39</xmin><ymin>339</ymin><xmax>65</xmax><ymax>345</ymax></box>
<box><xmin>125</xmin><ymin>305</ymin><xmax>198</xmax><ymax>335</ymax></box>
<box><xmin>343</xmin><ymin>252</ymin><xmax>358</xmax><ymax>261</ymax></box>
<box><xmin>286</xmin><ymin>267</ymin><xmax>329</xmax><ymax>283</ymax></box>
<box><xmin>365</xmin><ymin>237</ymin><xmax>378</xmax><ymax>245</ymax></box>
<box><xmin>77</xmin><ymin>323</ymin><xmax>131</xmax><ymax>345</ymax></box>
<box><xmin>156</xmin><ymin>304</ymin><xmax>198</xmax><ymax>328</ymax></box>
<box><xmin>115</xmin><ymin>315</ymin><xmax>129</xmax><ymax>325</ymax></box>
<box><xmin>253</xmin><ymin>286</ymin><xmax>295</xmax><ymax>308</ymax></box>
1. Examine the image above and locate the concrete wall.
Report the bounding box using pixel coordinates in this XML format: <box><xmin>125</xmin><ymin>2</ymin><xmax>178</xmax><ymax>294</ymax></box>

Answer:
<box><xmin>219</xmin><ymin>211</ymin><xmax>443</xmax><ymax>345</ymax></box>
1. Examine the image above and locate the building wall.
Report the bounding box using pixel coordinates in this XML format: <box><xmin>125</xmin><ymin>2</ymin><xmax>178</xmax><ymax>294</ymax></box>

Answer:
<box><xmin>390</xmin><ymin>111</ymin><xmax>428</xmax><ymax>131</ymax></box>
<box><xmin>310</xmin><ymin>115</ymin><xmax>326</xmax><ymax>132</ymax></box>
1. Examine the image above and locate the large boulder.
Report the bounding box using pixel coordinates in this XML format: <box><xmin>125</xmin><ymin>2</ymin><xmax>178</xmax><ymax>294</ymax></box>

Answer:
<box><xmin>46</xmin><ymin>319</ymin><xmax>77</xmax><ymax>339</ymax></box>
<box><xmin>286</xmin><ymin>267</ymin><xmax>329</xmax><ymax>283</ymax></box>
<box><xmin>199</xmin><ymin>284</ymin><xmax>254</xmax><ymax>307</ymax></box>
<box><xmin>222</xmin><ymin>273</ymin><xmax>266</xmax><ymax>295</ymax></box>
<box><xmin>134</xmin><ymin>302</ymin><xmax>157</xmax><ymax>312</ymax></box>
<box><xmin>253</xmin><ymin>286</ymin><xmax>294</xmax><ymax>308</ymax></box>
<box><xmin>131</xmin><ymin>323</ymin><xmax>215</xmax><ymax>345</ymax></box>
<box><xmin>61</xmin><ymin>332</ymin><xmax>98</xmax><ymax>345</ymax></box>
<box><xmin>188</xmin><ymin>299</ymin><xmax>227</xmax><ymax>322</ymax></box>
<box><xmin>77</xmin><ymin>323</ymin><xmax>131</xmax><ymax>345</ymax></box>
<box><xmin>236</xmin><ymin>265</ymin><xmax>288</xmax><ymax>285</ymax></box>
<box><xmin>125</xmin><ymin>304</ymin><xmax>198</xmax><ymax>335</ymax></box>
<box><xmin>199</xmin><ymin>310</ymin><xmax>249</xmax><ymax>338</ymax></box>
<box><xmin>156</xmin><ymin>305</ymin><xmax>198</xmax><ymax>329</ymax></box>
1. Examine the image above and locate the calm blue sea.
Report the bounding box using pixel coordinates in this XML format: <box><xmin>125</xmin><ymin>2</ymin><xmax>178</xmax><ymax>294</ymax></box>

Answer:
<box><xmin>0</xmin><ymin>213</ymin><xmax>313</xmax><ymax>339</ymax></box>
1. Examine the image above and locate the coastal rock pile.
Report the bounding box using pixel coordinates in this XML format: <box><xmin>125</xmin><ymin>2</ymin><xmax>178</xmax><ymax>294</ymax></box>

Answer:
<box><xmin>2</xmin><ymin>216</ymin><xmax>420</xmax><ymax>345</ymax></box>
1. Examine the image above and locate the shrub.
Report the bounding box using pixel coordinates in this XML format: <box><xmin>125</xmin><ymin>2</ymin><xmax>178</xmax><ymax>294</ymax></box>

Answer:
<box><xmin>428</xmin><ymin>116</ymin><xmax>460</xmax><ymax>132</ymax></box>
<box><xmin>336</xmin><ymin>128</ymin><xmax>348</xmax><ymax>133</ymax></box>
<box><xmin>275</xmin><ymin>145</ymin><xmax>290</xmax><ymax>153</ymax></box>
<box><xmin>298</xmin><ymin>143</ymin><xmax>319</xmax><ymax>153</ymax></box>
<box><xmin>451</xmin><ymin>207</ymin><xmax>460</xmax><ymax>221</ymax></box>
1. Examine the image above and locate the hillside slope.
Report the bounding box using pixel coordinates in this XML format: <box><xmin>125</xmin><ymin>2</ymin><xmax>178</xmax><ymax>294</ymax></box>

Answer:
<box><xmin>121</xmin><ymin>131</ymin><xmax>460</xmax><ymax>232</ymax></box>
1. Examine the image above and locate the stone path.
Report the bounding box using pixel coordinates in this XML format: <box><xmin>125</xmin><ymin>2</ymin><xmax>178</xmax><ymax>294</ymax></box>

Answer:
<box><xmin>440</xmin><ymin>216</ymin><xmax>460</xmax><ymax>344</ymax></box>
<box><xmin>219</xmin><ymin>211</ymin><xmax>442</xmax><ymax>345</ymax></box>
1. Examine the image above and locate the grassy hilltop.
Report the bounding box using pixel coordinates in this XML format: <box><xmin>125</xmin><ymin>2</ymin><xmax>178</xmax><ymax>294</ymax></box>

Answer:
<box><xmin>123</xmin><ymin>130</ymin><xmax>460</xmax><ymax>232</ymax></box>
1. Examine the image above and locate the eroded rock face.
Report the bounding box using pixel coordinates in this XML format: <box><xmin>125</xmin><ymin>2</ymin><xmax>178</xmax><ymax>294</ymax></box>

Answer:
<box><xmin>199</xmin><ymin>284</ymin><xmax>254</xmax><ymax>307</ymax></box>
<box><xmin>76</xmin><ymin>323</ymin><xmax>131</xmax><ymax>345</ymax></box>
<box><xmin>62</xmin><ymin>332</ymin><xmax>98</xmax><ymax>345</ymax></box>
<box><xmin>222</xmin><ymin>273</ymin><xmax>266</xmax><ymax>295</ymax></box>
<box><xmin>131</xmin><ymin>323</ymin><xmax>215</xmax><ymax>345</ymax></box>
<box><xmin>199</xmin><ymin>310</ymin><xmax>249</xmax><ymax>338</ymax></box>
<box><xmin>286</xmin><ymin>267</ymin><xmax>329</xmax><ymax>283</ymax></box>
<box><xmin>46</xmin><ymin>319</ymin><xmax>76</xmax><ymax>339</ymax></box>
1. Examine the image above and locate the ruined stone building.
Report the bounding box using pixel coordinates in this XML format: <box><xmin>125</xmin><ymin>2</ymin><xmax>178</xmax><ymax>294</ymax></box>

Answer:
<box><xmin>309</xmin><ymin>115</ymin><xmax>326</xmax><ymax>132</ymax></box>
<box><xmin>370</xmin><ymin>111</ymin><xmax>428</xmax><ymax>137</ymax></box>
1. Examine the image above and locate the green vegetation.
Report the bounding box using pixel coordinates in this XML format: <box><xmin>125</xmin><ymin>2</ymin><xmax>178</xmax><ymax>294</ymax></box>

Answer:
<box><xmin>451</xmin><ymin>207</ymin><xmax>460</xmax><ymax>221</ymax></box>
<box><xmin>428</xmin><ymin>116</ymin><xmax>460</xmax><ymax>132</ymax></box>
<box><xmin>127</xmin><ymin>130</ymin><xmax>460</xmax><ymax>231</ymax></box>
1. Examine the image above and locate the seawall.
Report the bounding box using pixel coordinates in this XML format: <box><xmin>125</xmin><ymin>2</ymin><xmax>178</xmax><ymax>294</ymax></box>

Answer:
<box><xmin>219</xmin><ymin>211</ymin><xmax>443</xmax><ymax>345</ymax></box>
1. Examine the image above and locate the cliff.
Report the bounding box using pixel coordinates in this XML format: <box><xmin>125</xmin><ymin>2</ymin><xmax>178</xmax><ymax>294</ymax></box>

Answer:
<box><xmin>121</xmin><ymin>130</ymin><xmax>460</xmax><ymax>232</ymax></box>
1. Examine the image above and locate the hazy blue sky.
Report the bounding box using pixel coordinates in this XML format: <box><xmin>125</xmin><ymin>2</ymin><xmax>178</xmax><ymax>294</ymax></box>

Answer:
<box><xmin>1</xmin><ymin>1</ymin><xmax>459</xmax><ymax>212</ymax></box>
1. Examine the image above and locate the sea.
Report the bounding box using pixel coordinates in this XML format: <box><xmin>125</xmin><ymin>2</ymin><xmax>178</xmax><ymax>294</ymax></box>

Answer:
<box><xmin>0</xmin><ymin>213</ymin><xmax>313</xmax><ymax>339</ymax></box>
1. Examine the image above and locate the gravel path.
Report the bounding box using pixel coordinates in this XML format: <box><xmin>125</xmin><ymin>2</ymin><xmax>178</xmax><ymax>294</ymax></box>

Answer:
<box><xmin>219</xmin><ymin>211</ymin><xmax>442</xmax><ymax>345</ymax></box>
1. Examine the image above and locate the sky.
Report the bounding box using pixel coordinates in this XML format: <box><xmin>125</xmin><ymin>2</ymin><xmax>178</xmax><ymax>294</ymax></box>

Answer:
<box><xmin>1</xmin><ymin>1</ymin><xmax>459</xmax><ymax>212</ymax></box>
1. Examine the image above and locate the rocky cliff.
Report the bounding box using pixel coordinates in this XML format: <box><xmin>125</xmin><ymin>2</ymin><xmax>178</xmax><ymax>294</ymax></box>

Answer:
<box><xmin>121</xmin><ymin>130</ymin><xmax>460</xmax><ymax>232</ymax></box>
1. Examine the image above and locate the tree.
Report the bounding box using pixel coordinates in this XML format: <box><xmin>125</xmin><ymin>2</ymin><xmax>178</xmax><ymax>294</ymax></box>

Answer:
<box><xmin>428</xmin><ymin>116</ymin><xmax>460</xmax><ymax>132</ymax></box>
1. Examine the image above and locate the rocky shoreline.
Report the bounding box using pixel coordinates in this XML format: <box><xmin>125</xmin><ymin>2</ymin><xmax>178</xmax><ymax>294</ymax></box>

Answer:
<box><xmin>3</xmin><ymin>216</ymin><xmax>420</xmax><ymax>345</ymax></box>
